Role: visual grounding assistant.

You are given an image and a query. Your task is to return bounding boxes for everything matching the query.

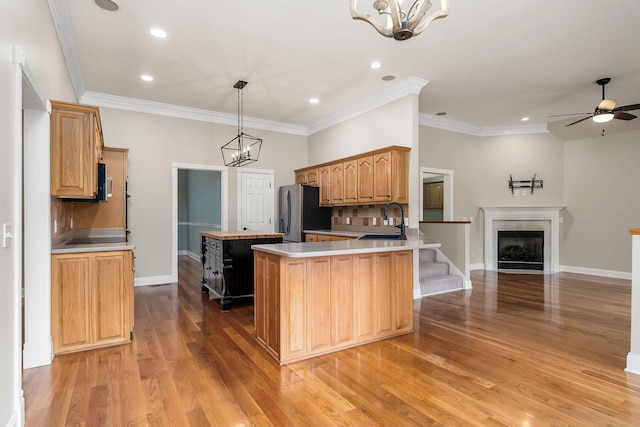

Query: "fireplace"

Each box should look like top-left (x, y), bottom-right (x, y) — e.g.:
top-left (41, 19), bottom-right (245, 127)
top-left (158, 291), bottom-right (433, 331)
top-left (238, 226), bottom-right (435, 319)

top-left (481, 206), bottom-right (564, 272)
top-left (497, 230), bottom-right (544, 270)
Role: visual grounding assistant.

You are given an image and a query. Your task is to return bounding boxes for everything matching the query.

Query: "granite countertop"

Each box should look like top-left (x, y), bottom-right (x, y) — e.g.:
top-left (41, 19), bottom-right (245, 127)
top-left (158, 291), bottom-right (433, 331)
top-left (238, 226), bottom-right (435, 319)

top-left (52, 228), bottom-right (135, 254)
top-left (200, 230), bottom-right (284, 240)
top-left (252, 232), bottom-right (440, 258)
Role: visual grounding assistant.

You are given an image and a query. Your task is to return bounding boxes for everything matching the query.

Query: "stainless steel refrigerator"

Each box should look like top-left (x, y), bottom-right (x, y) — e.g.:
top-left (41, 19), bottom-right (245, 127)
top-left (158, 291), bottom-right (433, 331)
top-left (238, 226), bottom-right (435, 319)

top-left (279, 184), bottom-right (332, 242)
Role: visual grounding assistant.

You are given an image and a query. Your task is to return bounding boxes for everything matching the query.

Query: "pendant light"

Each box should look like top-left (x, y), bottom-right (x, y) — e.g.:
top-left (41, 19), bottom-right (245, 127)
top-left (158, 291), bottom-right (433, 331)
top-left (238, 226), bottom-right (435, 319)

top-left (221, 80), bottom-right (262, 167)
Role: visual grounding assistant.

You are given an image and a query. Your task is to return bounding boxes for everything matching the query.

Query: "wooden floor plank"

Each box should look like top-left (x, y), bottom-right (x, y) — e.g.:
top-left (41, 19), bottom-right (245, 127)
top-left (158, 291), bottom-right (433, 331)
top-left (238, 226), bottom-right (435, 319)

top-left (23, 256), bottom-right (640, 426)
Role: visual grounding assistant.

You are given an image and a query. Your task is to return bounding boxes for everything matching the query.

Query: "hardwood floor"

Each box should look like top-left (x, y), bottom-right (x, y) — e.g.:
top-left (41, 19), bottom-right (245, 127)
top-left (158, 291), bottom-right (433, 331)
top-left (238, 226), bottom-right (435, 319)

top-left (24, 256), bottom-right (640, 426)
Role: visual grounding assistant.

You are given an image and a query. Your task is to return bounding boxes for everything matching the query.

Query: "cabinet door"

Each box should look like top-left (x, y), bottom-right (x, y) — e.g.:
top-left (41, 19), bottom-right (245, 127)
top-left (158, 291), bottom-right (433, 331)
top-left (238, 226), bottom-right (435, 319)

top-left (393, 251), bottom-right (413, 331)
top-left (306, 169), bottom-right (318, 186)
top-left (373, 252), bottom-right (394, 335)
top-left (282, 260), bottom-right (307, 358)
top-left (357, 156), bottom-right (374, 204)
top-left (92, 252), bottom-right (128, 344)
top-left (305, 233), bottom-right (319, 242)
top-left (331, 256), bottom-right (353, 346)
top-left (343, 160), bottom-right (358, 204)
top-left (295, 171), bottom-right (306, 184)
top-left (432, 182), bottom-right (444, 208)
top-left (50, 105), bottom-right (96, 197)
top-left (51, 254), bottom-right (92, 353)
top-left (318, 166), bottom-right (331, 206)
top-left (392, 150), bottom-right (409, 204)
top-left (306, 258), bottom-right (331, 352)
top-left (254, 252), bottom-right (281, 356)
top-left (352, 254), bottom-right (374, 341)
top-left (423, 183), bottom-right (432, 209)
top-left (373, 152), bottom-right (392, 203)
top-left (317, 234), bottom-right (332, 242)
top-left (330, 163), bottom-right (344, 204)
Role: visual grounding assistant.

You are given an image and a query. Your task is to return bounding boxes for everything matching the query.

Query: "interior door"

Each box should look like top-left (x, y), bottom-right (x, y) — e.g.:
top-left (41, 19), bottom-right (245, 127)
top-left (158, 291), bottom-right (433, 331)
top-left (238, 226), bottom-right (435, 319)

top-left (240, 172), bottom-right (274, 232)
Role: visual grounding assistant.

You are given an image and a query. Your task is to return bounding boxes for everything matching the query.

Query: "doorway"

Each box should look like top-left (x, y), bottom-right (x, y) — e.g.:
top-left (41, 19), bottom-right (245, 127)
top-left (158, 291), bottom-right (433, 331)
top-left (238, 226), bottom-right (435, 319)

top-left (420, 167), bottom-right (454, 221)
top-left (171, 163), bottom-right (228, 283)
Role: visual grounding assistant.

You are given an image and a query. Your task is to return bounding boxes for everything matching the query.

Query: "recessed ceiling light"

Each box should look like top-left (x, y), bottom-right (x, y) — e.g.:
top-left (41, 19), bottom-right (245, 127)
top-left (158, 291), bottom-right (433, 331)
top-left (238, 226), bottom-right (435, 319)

top-left (521, 117), bottom-right (530, 121)
top-left (309, 98), bottom-right (319, 104)
top-left (370, 62), bottom-right (382, 70)
top-left (95, 0), bottom-right (119, 11)
top-left (382, 75), bottom-right (395, 81)
top-left (140, 74), bottom-right (154, 82)
top-left (150, 28), bottom-right (167, 38)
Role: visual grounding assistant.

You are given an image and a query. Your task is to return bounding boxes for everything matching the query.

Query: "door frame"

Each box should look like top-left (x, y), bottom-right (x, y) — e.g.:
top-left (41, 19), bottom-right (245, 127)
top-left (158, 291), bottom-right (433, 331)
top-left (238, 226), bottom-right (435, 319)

top-left (236, 168), bottom-right (275, 233)
top-left (419, 166), bottom-right (454, 221)
top-left (171, 163), bottom-right (228, 283)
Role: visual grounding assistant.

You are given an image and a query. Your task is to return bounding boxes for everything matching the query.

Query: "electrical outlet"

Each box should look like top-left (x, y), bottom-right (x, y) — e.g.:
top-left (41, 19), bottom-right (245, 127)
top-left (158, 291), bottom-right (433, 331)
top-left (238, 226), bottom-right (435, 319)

top-left (53, 220), bottom-right (57, 234)
top-left (372, 218), bottom-right (377, 225)
top-left (404, 217), bottom-right (409, 227)
top-left (346, 217), bottom-right (350, 225)
top-left (383, 219), bottom-right (388, 226)
top-left (389, 218), bottom-right (394, 226)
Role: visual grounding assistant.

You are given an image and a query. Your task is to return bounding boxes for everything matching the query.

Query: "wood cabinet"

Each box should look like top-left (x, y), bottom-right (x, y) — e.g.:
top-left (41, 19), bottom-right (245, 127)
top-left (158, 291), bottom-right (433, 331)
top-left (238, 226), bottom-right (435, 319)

top-left (343, 160), bottom-right (358, 204)
top-left (330, 163), bottom-right (344, 204)
top-left (318, 166), bottom-right (331, 206)
top-left (51, 250), bottom-right (134, 355)
top-left (357, 156), bottom-right (374, 204)
top-left (423, 182), bottom-right (443, 209)
top-left (254, 249), bottom-right (413, 364)
top-left (304, 233), bottom-right (356, 242)
top-left (73, 147), bottom-right (128, 231)
top-left (294, 146), bottom-right (409, 207)
top-left (50, 100), bottom-right (104, 198)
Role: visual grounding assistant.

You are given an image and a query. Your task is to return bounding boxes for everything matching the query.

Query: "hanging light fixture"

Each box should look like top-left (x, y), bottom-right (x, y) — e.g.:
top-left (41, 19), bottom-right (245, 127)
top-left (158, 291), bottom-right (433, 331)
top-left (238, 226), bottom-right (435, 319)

top-left (221, 80), bottom-right (262, 167)
top-left (350, 0), bottom-right (449, 41)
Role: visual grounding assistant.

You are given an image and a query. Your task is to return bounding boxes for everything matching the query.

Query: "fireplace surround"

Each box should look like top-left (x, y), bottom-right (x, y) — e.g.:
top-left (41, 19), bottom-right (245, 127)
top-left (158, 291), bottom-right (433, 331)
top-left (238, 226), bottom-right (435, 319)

top-left (481, 206), bottom-right (564, 272)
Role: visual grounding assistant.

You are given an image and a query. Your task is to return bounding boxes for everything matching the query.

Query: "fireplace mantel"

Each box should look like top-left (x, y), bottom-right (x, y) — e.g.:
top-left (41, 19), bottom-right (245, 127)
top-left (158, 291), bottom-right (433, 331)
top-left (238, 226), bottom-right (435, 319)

top-left (481, 206), bottom-right (564, 272)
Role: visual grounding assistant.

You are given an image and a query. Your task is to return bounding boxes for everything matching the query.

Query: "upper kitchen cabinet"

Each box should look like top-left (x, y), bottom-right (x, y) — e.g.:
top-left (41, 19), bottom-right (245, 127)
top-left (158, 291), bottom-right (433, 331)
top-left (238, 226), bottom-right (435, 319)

top-left (295, 168), bottom-right (319, 186)
top-left (294, 146), bottom-right (409, 207)
top-left (50, 100), bottom-right (104, 198)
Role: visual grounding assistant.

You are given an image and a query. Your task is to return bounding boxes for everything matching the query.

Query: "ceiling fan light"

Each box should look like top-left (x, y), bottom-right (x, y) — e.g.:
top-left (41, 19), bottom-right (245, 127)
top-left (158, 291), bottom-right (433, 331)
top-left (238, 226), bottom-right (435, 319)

top-left (593, 112), bottom-right (614, 123)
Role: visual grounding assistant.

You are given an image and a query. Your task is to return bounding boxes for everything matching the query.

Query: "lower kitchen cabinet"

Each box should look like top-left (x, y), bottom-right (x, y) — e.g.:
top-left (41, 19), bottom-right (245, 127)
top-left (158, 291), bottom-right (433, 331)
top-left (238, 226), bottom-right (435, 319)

top-left (51, 250), bottom-right (134, 355)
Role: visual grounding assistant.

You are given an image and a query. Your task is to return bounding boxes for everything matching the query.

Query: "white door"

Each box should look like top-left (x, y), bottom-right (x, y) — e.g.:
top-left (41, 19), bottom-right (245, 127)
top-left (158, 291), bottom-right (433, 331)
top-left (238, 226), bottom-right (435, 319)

top-left (240, 172), bottom-right (274, 232)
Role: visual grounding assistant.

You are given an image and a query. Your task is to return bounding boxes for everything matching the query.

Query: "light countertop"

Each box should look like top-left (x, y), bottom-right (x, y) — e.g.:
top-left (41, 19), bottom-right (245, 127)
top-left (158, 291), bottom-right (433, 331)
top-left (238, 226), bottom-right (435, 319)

top-left (252, 234), bottom-right (440, 258)
top-left (52, 229), bottom-right (135, 254)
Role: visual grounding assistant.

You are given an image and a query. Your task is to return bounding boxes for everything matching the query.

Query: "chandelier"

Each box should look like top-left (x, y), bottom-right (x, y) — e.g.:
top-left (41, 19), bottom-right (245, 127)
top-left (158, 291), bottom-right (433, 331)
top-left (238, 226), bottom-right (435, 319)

top-left (350, 0), bottom-right (449, 41)
top-left (221, 80), bottom-right (262, 167)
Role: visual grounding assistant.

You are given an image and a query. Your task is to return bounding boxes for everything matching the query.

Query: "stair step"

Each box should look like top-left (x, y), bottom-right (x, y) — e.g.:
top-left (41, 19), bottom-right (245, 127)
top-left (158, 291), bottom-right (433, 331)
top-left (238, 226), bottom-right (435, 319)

top-left (419, 261), bottom-right (449, 279)
top-left (419, 248), bottom-right (437, 263)
top-left (420, 274), bottom-right (463, 296)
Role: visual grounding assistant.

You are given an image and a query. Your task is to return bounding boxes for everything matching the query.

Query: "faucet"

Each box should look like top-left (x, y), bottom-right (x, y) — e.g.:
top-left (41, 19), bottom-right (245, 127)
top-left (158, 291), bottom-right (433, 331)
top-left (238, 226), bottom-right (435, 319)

top-left (383, 201), bottom-right (407, 240)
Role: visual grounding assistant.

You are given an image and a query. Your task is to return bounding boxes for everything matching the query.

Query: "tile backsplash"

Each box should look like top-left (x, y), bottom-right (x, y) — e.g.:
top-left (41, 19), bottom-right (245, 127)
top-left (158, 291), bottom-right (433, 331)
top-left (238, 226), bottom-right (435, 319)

top-left (332, 204), bottom-right (407, 228)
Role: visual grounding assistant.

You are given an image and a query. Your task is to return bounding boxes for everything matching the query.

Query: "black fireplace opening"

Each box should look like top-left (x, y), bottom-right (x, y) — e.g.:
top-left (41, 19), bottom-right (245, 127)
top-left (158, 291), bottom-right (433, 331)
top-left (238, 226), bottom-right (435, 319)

top-left (497, 230), bottom-right (544, 270)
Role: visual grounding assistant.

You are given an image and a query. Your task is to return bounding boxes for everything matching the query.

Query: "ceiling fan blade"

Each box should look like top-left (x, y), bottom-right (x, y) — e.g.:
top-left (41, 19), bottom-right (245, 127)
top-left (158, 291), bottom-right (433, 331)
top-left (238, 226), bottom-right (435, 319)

top-left (614, 103), bottom-right (640, 112)
top-left (565, 115), bottom-right (594, 127)
top-left (613, 111), bottom-right (637, 121)
top-left (548, 112), bottom-right (590, 118)
top-left (598, 99), bottom-right (616, 111)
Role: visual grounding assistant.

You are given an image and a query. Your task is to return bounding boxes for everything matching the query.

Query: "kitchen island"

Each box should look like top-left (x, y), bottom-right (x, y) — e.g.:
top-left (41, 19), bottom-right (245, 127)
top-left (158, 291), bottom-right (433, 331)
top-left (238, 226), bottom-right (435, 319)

top-left (252, 234), bottom-right (440, 364)
top-left (200, 230), bottom-right (283, 311)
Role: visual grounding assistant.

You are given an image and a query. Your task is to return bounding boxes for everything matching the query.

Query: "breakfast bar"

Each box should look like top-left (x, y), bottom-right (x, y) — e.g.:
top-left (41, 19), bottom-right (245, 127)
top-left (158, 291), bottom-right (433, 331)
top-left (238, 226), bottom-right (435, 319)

top-left (252, 235), bottom-right (440, 364)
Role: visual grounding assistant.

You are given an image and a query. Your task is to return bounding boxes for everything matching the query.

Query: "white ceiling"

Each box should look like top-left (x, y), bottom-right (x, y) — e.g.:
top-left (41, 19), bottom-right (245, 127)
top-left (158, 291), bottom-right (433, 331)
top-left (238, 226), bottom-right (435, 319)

top-left (52, 0), bottom-right (640, 138)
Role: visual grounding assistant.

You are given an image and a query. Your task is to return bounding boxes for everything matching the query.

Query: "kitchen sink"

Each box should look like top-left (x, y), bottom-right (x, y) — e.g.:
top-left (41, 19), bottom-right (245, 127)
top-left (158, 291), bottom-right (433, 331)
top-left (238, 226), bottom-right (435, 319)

top-left (66, 236), bottom-right (127, 245)
top-left (357, 233), bottom-right (405, 240)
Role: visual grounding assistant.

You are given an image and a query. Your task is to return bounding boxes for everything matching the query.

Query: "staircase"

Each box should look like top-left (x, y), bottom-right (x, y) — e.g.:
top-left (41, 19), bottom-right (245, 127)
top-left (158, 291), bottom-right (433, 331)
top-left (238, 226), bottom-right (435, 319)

top-left (419, 249), bottom-right (463, 296)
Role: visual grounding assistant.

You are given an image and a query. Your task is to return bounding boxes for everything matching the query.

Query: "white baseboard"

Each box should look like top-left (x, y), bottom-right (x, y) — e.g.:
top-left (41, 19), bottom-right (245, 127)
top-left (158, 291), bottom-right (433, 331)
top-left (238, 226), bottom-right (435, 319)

top-left (6, 391), bottom-right (24, 427)
top-left (22, 339), bottom-right (53, 369)
top-left (413, 288), bottom-right (422, 300)
top-left (559, 265), bottom-right (631, 280)
top-left (134, 274), bottom-right (175, 287)
top-left (186, 251), bottom-right (201, 261)
top-left (626, 352), bottom-right (640, 376)
top-left (178, 249), bottom-right (187, 256)
top-left (469, 263), bottom-right (485, 271)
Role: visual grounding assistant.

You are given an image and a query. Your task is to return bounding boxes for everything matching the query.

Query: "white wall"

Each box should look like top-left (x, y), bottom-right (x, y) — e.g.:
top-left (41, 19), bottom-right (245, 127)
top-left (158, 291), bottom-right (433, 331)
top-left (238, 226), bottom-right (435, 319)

top-left (418, 127), bottom-right (565, 267)
top-left (562, 129), bottom-right (640, 273)
top-left (0, 0), bottom-right (77, 424)
top-left (98, 107), bottom-right (307, 283)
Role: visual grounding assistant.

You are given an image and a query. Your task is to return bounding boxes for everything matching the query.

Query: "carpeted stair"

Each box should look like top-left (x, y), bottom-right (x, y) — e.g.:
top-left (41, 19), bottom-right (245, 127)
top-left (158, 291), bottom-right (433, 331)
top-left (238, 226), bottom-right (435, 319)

top-left (419, 249), bottom-right (463, 296)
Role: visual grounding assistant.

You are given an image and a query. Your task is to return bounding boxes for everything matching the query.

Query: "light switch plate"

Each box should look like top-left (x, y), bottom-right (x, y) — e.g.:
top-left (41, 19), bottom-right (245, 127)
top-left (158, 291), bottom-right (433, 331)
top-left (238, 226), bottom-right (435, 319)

top-left (2, 223), bottom-right (13, 248)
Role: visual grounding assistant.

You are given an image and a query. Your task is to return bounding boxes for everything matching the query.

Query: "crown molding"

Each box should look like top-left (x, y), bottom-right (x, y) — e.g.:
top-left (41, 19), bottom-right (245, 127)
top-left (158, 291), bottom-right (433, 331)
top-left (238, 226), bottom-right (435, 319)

top-left (419, 113), bottom-right (548, 137)
top-left (307, 77), bottom-right (429, 135)
top-left (48, 0), bottom-right (85, 100)
top-left (80, 91), bottom-right (308, 136)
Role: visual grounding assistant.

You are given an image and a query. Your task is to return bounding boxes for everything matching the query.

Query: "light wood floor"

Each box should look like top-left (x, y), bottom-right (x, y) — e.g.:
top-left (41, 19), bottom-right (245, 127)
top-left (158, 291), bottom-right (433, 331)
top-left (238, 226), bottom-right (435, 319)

top-left (24, 256), bottom-right (640, 426)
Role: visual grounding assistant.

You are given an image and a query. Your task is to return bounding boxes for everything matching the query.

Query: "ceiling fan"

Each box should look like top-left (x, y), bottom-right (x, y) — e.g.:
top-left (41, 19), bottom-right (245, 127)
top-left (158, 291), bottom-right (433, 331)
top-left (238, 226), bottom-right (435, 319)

top-left (552, 78), bottom-right (640, 127)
